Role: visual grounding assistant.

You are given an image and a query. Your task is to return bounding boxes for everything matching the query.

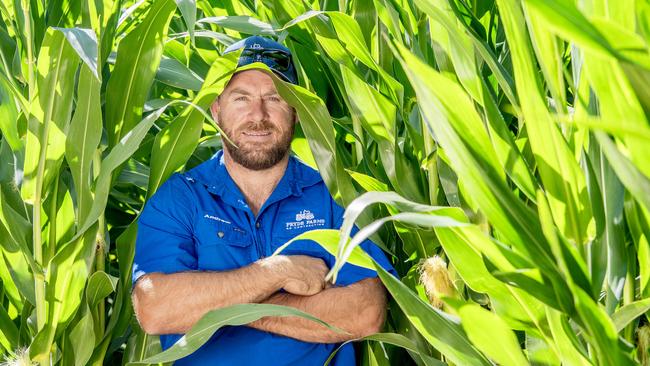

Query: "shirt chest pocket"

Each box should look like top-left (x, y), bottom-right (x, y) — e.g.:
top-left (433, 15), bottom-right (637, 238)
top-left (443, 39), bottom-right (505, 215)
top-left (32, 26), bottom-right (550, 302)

top-left (195, 220), bottom-right (254, 271)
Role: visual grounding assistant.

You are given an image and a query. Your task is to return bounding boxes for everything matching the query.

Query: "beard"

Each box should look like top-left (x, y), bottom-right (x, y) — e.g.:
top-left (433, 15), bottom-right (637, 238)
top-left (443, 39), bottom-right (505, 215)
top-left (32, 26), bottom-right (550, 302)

top-left (219, 116), bottom-right (294, 171)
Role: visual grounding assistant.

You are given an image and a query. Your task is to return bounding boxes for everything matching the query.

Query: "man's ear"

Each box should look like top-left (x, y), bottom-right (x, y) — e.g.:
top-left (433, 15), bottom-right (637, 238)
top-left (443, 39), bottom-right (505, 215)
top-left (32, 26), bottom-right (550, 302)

top-left (210, 97), bottom-right (220, 121)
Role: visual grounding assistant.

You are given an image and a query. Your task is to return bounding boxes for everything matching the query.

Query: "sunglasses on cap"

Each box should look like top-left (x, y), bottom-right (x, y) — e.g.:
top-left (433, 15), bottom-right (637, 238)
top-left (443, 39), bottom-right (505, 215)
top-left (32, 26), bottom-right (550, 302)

top-left (224, 36), bottom-right (299, 84)
top-left (238, 48), bottom-right (293, 73)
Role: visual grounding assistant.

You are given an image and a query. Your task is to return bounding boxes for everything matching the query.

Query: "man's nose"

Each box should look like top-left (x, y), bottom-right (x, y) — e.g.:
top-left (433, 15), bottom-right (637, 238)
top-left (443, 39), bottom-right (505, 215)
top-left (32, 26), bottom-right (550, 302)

top-left (248, 97), bottom-right (269, 122)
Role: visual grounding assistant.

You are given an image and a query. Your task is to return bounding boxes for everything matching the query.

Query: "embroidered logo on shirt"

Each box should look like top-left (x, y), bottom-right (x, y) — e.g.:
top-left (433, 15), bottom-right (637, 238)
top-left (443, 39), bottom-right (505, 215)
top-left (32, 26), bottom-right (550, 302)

top-left (295, 210), bottom-right (315, 221)
top-left (286, 210), bottom-right (325, 230)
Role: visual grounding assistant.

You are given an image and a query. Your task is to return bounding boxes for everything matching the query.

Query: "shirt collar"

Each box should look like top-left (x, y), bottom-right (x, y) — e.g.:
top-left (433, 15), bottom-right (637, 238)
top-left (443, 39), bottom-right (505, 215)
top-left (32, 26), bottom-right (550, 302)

top-left (185, 150), bottom-right (322, 200)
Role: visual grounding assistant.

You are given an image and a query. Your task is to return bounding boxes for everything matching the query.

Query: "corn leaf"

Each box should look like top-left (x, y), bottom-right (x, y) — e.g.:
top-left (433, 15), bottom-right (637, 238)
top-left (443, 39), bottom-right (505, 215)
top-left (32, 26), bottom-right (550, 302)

top-left (104, 0), bottom-right (176, 148)
top-left (129, 304), bottom-right (341, 364)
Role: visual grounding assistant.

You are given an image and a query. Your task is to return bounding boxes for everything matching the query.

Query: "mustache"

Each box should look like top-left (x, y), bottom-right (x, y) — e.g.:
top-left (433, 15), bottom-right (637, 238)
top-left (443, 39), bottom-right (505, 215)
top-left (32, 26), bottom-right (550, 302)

top-left (236, 121), bottom-right (277, 133)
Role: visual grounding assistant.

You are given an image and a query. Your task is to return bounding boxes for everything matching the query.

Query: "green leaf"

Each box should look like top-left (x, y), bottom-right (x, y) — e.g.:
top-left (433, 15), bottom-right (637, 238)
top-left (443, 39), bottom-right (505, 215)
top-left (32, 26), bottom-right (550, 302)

top-left (30, 230), bottom-right (97, 361)
top-left (573, 287), bottom-right (635, 365)
top-left (497, 0), bottom-right (594, 246)
top-left (0, 302), bottom-right (19, 351)
top-left (0, 73), bottom-right (21, 151)
top-left (156, 56), bottom-right (204, 91)
top-left (347, 171), bottom-right (389, 192)
top-left (331, 191), bottom-right (459, 273)
top-left (128, 304), bottom-right (341, 364)
top-left (388, 39), bottom-right (560, 276)
top-left (175, 0), bottom-right (196, 43)
top-left (332, 212), bottom-right (466, 283)
top-left (436, 225), bottom-right (544, 328)
top-left (197, 16), bottom-right (275, 35)
top-left (626, 196), bottom-right (650, 297)
top-left (53, 27), bottom-right (100, 80)
top-left (523, 0), bottom-right (643, 65)
top-left (65, 64), bottom-right (102, 220)
top-left (0, 235), bottom-right (23, 311)
top-left (57, 101), bottom-right (196, 281)
top-left (588, 137), bottom-right (627, 312)
top-left (459, 303), bottom-right (528, 366)
top-left (546, 308), bottom-right (591, 366)
top-left (104, 0), bottom-right (176, 148)
top-left (0, 246), bottom-right (36, 306)
top-left (68, 303), bottom-right (96, 366)
top-left (595, 132), bottom-right (650, 214)
top-left (86, 271), bottom-right (118, 309)
top-left (0, 186), bottom-right (39, 277)
top-left (325, 332), bottom-right (445, 366)
top-left (374, 262), bottom-right (491, 365)
top-left (73, 101), bottom-right (183, 239)
top-left (612, 298), bottom-right (650, 332)
top-left (339, 65), bottom-right (424, 202)
top-left (271, 229), bottom-right (375, 270)
top-left (412, 0), bottom-right (519, 111)
top-left (21, 27), bottom-right (79, 203)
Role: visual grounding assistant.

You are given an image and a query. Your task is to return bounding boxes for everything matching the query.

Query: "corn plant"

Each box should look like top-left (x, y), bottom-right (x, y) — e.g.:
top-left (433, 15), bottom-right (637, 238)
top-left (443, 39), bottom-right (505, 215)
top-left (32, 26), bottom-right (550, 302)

top-left (1, 0), bottom-right (649, 365)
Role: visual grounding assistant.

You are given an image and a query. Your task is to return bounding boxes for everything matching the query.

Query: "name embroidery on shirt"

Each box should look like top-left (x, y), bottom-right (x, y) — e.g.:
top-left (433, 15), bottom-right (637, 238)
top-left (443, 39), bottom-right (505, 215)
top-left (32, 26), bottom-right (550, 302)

top-left (203, 214), bottom-right (231, 225)
top-left (285, 210), bottom-right (325, 230)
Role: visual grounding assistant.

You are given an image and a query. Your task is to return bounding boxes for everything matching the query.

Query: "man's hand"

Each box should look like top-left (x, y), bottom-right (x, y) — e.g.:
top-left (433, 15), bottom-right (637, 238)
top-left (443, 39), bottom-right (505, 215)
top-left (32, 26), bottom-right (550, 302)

top-left (249, 277), bottom-right (387, 343)
top-left (269, 255), bottom-right (329, 296)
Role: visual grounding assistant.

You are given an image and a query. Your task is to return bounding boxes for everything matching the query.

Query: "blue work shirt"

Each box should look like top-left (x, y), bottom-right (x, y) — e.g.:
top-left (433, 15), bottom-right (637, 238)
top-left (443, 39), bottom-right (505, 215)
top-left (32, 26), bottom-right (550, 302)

top-left (133, 150), bottom-right (397, 365)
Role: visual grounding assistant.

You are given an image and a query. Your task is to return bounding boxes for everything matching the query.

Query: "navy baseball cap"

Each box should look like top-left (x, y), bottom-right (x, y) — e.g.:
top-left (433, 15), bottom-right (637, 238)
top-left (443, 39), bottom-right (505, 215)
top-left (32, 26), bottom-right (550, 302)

top-left (223, 36), bottom-right (298, 85)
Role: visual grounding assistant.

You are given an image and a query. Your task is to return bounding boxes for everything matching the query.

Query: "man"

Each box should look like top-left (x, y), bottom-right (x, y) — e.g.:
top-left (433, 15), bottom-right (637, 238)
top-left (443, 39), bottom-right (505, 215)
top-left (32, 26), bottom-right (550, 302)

top-left (132, 36), bottom-right (397, 365)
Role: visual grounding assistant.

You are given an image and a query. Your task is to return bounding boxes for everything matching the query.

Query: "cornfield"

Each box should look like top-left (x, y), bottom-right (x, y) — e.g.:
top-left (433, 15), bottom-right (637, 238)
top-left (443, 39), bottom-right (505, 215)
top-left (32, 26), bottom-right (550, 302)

top-left (1, 0), bottom-right (649, 364)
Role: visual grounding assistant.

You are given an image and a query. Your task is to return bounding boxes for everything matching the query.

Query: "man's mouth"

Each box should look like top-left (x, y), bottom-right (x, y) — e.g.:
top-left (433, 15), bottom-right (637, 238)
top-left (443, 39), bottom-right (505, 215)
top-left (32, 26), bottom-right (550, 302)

top-left (243, 131), bottom-right (272, 136)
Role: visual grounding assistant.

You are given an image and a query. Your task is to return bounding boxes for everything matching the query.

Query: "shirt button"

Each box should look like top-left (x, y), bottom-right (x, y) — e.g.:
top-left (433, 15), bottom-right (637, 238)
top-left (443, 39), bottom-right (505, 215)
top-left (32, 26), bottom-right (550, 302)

top-left (255, 222), bottom-right (260, 229)
top-left (217, 231), bottom-right (225, 238)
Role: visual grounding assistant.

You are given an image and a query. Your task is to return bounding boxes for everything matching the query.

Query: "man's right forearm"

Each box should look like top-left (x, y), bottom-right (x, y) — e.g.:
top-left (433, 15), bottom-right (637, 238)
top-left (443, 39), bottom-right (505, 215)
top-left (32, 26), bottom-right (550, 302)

top-left (132, 258), bottom-right (285, 335)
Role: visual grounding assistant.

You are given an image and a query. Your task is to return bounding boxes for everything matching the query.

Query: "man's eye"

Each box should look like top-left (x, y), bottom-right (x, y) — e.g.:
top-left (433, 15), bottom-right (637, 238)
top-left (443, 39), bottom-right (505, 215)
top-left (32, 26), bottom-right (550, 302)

top-left (266, 96), bottom-right (282, 102)
top-left (234, 96), bottom-right (248, 101)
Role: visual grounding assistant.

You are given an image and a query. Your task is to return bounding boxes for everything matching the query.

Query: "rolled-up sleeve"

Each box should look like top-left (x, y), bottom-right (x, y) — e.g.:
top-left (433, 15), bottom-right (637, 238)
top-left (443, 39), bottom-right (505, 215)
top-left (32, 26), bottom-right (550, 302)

top-left (330, 199), bottom-right (398, 286)
top-left (132, 174), bottom-right (198, 285)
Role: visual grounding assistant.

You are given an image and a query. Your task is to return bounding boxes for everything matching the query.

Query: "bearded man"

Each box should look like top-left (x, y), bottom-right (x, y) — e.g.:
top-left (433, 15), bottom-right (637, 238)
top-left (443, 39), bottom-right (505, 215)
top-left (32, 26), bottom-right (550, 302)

top-left (131, 36), bottom-right (397, 365)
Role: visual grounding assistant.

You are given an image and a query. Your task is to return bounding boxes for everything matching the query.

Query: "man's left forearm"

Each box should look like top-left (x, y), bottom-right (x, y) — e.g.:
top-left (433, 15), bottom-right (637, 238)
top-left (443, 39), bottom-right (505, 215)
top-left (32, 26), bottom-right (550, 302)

top-left (248, 277), bottom-right (387, 343)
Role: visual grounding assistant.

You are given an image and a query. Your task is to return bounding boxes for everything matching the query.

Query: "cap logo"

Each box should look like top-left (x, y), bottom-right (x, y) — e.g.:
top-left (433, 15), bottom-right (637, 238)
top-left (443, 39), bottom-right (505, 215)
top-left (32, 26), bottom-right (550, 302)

top-left (251, 43), bottom-right (263, 49)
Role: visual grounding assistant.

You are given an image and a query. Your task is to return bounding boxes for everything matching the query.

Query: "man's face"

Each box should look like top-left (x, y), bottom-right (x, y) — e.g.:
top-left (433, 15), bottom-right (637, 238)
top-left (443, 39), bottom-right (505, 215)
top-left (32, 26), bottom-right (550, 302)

top-left (211, 69), bottom-right (295, 170)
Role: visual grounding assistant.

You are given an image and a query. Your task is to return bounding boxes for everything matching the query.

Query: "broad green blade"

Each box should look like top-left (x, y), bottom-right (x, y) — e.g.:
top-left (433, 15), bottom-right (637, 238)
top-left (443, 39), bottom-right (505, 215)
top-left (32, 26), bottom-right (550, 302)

top-left (497, 0), bottom-right (594, 246)
top-left (595, 132), bottom-right (650, 214)
top-left (197, 15), bottom-right (276, 36)
top-left (104, 0), bottom-right (176, 148)
top-left (374, 263), bottom-right (491, 365)
top-left (612, 298), bottom-right (650, 332)
top-left (74, 102), bottom-right (186, 239)
top-left (30, 229), bottom-right (97, 361)
top-left (0, 75), bottom-right (21, 151)
top-left (129, 304), bottom-right (341, 364)
top-left (339, 65), bottom-right (424, 202)
top-left (65, 64), bottom-right (102, 220)
top-left (156, 56), bottom-right (204, 90)
top-left (67, 303), bottom-right (96, 366)
top-left (546, 308), bottom-right (591, 366)
top-left (389, 39), bottom-right (558, 274)
top-left (21, 28), bottom-right (79, 203)
top-left (459, 303), bottom-right (528, 366)
top-left (86, 271), bottom-right (117, 309)
top-left (175, 0), bottom-right (196, 43)
top-left (54, 27), bottom-right (100, 80)
top-left (573, 288), bottom-right (635, 365)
